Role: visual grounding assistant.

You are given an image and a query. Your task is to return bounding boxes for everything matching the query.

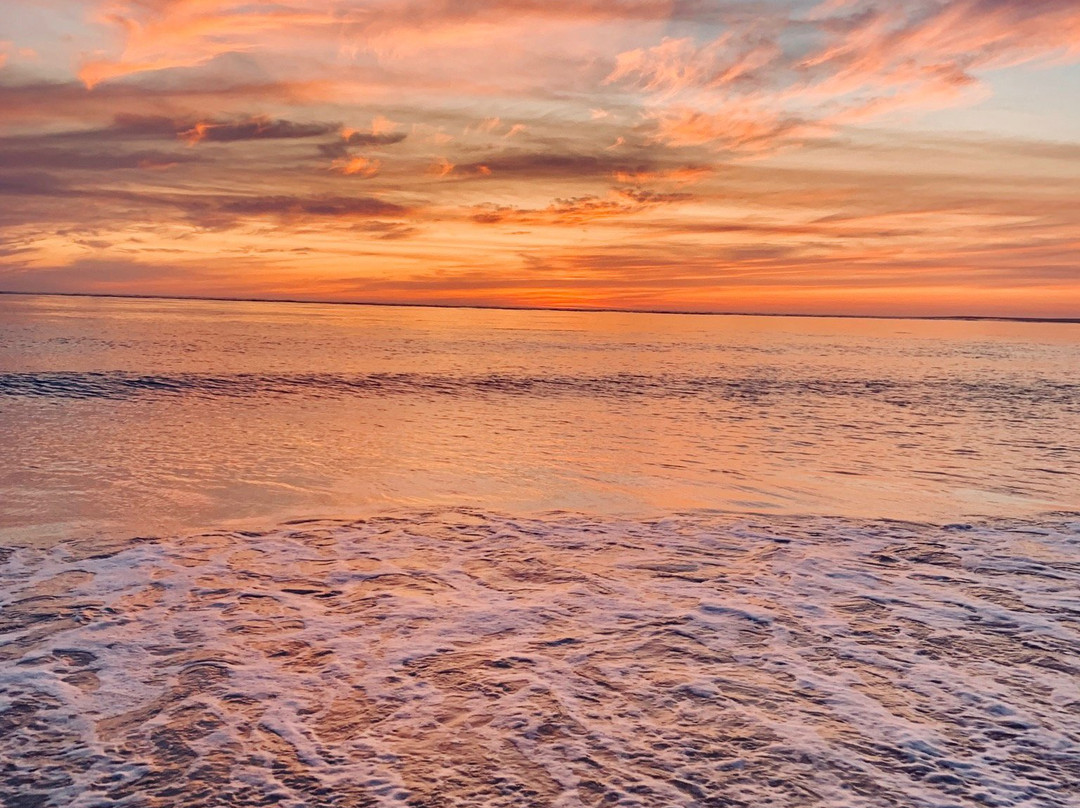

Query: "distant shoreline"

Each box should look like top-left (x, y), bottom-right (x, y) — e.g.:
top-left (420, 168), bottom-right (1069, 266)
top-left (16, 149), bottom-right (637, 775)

top-left (1, 289), bottom-right (1077, 325)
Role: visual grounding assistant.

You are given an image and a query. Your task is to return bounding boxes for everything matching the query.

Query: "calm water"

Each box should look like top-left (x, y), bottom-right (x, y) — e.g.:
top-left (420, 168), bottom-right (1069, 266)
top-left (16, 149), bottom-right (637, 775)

top-left (0, 294), bottom-right (1077, 542)
top-left (1, 294), bottom-right (1079, 807)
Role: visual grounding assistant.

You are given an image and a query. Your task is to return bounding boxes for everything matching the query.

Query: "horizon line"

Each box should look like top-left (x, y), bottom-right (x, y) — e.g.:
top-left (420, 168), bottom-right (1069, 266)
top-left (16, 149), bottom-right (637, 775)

top-left (1, 289), bottom-right (1077, 325)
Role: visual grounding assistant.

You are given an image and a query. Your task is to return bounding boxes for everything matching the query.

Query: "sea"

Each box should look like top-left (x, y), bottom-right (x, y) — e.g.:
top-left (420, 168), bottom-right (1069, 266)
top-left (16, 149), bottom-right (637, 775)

top-left (1, 293), bottom-right (1078, 807)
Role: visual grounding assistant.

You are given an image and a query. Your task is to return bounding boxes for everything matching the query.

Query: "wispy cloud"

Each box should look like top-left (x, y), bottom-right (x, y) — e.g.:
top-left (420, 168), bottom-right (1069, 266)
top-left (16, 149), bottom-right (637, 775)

top-left (607, 0), bottom-right (1080, 152)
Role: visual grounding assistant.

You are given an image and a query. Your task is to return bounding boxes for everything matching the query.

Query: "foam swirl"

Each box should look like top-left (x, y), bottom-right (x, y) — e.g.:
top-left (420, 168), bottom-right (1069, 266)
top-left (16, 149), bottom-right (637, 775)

top-left (2, 511), bottom-right (1079, 806)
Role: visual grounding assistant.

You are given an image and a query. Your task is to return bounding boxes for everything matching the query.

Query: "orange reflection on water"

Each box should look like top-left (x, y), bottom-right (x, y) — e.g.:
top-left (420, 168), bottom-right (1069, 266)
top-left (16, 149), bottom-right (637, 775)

top-left (0, 294), bottom-right (1077, 543)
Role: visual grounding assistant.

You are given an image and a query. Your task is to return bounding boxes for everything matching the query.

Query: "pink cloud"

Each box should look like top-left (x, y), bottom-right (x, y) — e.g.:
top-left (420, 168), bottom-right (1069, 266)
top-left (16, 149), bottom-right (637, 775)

top-left (78, 0), bottom-right (335, 87)
top-left (607, 1), bottom-right (1080, 151)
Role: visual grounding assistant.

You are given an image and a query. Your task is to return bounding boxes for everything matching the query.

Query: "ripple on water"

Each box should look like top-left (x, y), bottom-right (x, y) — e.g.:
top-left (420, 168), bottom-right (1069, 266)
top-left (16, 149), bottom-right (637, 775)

top-left (1, 511), bottom-right (1079, 807)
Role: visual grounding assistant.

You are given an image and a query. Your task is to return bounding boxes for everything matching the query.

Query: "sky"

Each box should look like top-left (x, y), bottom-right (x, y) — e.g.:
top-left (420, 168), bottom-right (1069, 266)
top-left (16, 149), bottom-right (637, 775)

top-left (1, 0), bottom-right (1079, 317)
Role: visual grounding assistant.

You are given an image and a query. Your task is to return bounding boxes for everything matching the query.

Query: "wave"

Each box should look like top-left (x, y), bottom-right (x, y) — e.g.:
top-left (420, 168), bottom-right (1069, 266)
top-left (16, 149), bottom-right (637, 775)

top-left (2, 510), bottom-right (1079, 806)
top-left (1, 370), bottom-right (1078, 409)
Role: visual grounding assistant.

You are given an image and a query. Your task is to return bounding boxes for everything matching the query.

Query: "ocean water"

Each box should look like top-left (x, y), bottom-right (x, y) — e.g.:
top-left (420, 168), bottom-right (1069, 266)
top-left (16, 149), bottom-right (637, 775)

top-left (1, 294), bottom-right (1078, 807)
top-left (1, 294), bottom-right (1077, 540)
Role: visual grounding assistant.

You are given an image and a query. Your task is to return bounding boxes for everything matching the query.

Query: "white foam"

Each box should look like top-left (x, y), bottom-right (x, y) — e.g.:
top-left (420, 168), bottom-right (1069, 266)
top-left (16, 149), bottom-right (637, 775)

top-left (1, 511), bottom-right (1079, 806)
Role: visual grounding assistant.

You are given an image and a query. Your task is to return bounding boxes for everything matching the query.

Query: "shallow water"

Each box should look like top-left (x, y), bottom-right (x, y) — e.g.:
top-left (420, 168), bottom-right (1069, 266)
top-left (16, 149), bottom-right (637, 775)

top-left (1, 294), bottom-right (1078, 542)
top-left (2, 510), bottom-right (1079, 807)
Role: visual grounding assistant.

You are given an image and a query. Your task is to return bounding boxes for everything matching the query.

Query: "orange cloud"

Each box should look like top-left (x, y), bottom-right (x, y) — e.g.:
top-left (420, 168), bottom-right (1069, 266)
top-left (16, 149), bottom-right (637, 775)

top-left (178, 120), bottom-right (212, 145)
top-left (429, 158), bottom-right (456, 177)
top-left (331, 155), bottom-right (381, 177)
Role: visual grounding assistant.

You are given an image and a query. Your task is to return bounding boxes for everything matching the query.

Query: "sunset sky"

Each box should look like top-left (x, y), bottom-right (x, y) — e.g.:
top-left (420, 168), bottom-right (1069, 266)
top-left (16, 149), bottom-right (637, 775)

top-left (1, 0), bottom-right (1079, 316)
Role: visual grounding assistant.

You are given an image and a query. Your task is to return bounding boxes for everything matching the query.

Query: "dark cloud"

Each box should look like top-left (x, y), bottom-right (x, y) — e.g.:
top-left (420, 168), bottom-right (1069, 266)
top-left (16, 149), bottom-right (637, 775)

top-left (0, 172), bottom-right (69, 195)
top-left (182, 117), bottom-right (340, 143)
top-left (470, 188), bottom-right (695, 224)
top-left (0, 147), bottom-right (195, 171)
top-left (455, 152), bottom-right (676, 179)
top-left (103, 114), bottom-right (339, 143)
top-left (345, 131), bottom-right (408, 147)
top-left (617, 188), bottom-right (695, 205)
top-left (108, 114), bottom-right (191, 137)
top-left (0, 111), bottom-right (341, 154)
top-left (348, 221), bottom-right (420, 240)
top-left (0, 174), bottom-right (415, 230)
top-left (0, 79), bottom-right (328, 125)
top-left (217, 195), bottom-right (410, 218)
top-left (317, 131), bottom-right (409, 158)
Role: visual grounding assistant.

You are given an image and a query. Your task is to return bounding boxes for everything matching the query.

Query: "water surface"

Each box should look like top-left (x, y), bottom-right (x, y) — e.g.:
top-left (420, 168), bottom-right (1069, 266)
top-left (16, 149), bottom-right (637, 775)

top-left (1, 294), bottom-right (1077, 543)
top-left (1, 295), bottom-right (1079, 807)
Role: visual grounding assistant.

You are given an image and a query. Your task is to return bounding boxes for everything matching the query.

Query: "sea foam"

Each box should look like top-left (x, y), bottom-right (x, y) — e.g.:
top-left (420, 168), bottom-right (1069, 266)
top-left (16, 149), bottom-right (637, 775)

top-left (2, 511), bottom-right (1079, 807)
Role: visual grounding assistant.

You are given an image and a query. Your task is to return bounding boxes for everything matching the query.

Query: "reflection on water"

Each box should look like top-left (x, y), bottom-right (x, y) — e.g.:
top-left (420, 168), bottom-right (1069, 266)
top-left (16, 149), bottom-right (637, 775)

top-left (2, 511), bottom-right (1078, 807)
top-left (1, 295), bottom-right (1077, 542)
